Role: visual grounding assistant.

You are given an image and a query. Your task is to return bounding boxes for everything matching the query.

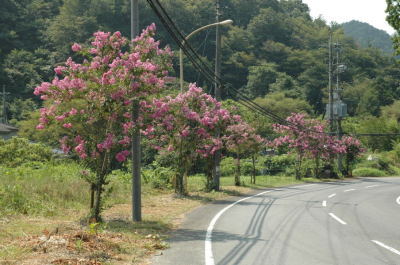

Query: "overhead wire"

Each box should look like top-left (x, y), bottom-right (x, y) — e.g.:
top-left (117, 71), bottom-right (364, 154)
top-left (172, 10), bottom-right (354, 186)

top-left (147, 0), bottom-right (293, 125)
top-left (145, 0), bottom-right (399, 138)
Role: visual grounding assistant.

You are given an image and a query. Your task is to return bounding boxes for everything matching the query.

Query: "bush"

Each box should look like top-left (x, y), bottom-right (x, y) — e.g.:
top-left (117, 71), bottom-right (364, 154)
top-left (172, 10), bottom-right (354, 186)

top-left (0, 137), bottom-right (53, 167)
top-left (221, 157), bottom-right (235, 176)
top-left (142, 162), bottom-right (174, 189)
top-left (262, 154), bottom-right (296, 175)
top-left (353, 167), bottom-right (387, 177)
top-left (356, 153), bottom-right (397, 175)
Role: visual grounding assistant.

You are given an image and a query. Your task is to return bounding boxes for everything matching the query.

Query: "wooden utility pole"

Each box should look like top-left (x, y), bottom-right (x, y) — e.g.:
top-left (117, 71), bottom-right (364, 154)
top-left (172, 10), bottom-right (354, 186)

top-left (213, 0), bottom-right (221, 191)
top-left (131, 0), bottom-right (141, 222)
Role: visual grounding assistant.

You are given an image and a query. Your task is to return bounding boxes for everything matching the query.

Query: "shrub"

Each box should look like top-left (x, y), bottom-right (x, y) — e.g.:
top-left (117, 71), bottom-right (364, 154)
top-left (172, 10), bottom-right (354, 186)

top-left (356, 153), bottom-right (396, 175)
top-left (142, 162), bottom-right (174, 189)
top-left (221, 157), bottom-right (235, 176)
top-left (0, 137), bottom-right (53, 167)
top-left (262, 154), bottom-right (296, 175)
top-left (353, 167), bottom-right (387, 177)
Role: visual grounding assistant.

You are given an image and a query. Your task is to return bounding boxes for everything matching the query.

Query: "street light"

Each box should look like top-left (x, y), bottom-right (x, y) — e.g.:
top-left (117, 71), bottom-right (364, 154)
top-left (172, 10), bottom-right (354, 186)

top-left (179, 19), bottom-right (233, 92)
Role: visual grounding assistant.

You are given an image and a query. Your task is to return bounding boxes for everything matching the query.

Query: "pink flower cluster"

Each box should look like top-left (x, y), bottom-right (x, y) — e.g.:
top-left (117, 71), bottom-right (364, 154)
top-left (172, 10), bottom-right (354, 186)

top-left (34, 25), bottom-right (172, 167)
top-left (272, 113), bottom-right (360, 160)
top-left (149, 84), bottom-right (240, 159)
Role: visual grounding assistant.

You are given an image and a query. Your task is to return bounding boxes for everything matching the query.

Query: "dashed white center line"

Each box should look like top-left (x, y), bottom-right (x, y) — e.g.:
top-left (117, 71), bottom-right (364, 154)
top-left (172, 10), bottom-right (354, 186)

top-left (366, 185), bottom-right (379, 188)
top-left (372, 240), bottom-right (400, 256)
top-left (328, 193), bottom-right (336, 198)
top-left (329, 213), bottom-right (347, 225)
top-left (322, 200), bottom-right (327, 207)
top-left (344, 189), bottom-right (355, 192)
top-left (396, 196), bottom-right (400, 205)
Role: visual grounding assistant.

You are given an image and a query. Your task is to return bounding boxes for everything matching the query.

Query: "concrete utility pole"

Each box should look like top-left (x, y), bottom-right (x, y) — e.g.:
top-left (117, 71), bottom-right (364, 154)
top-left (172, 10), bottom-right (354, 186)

top-left (1, 85), bottom-right (10, 124)
top-left (213, 0), bottom-right (222, 191)
top-left (334, 42), bottom-right (344, 174)
top-left (131, 0), bottom-right (141, 222)
top-left (328, 32), bottom-right (334, 134)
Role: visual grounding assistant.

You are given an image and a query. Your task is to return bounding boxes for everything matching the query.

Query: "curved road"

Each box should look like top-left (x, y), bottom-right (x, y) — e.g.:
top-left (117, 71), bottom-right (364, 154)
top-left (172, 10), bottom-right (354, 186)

top-left (152, 177), bottom-right (400, 265)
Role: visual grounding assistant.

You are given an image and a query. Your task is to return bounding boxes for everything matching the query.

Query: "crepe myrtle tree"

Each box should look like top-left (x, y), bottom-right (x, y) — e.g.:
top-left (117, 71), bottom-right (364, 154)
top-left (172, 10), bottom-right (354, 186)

top-left (272, 113), bottom-right (346, 179)
top-left (341, 136), bottom-right (364, 177)
top-left (148, 84), bottom-right (238, 195)
top-left (34, 24), bottom-right (172, 222)
top-left (224, 122), bottom-right (264, 186)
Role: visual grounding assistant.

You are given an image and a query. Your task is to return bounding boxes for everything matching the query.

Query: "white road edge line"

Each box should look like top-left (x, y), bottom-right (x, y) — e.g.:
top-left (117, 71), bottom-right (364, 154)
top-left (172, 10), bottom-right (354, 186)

top-left (322, 200), bottom-right (327, 207)
top-left (296, 184), bottom-right (317, 188)
top-left (396, 196), bottom-right (400, 205)
top-left (205, 190), bottom-right (273, 265)
top-left (329, 213), bottom-right (347, 225)
top-left (328, 193), bottom-right (336, 198)
top-left (371, 240), bottom-right (400, 256)
top-left (366, 185), bottom-right (379, 188)
top-left (344, 189), bottom-right (355, 192)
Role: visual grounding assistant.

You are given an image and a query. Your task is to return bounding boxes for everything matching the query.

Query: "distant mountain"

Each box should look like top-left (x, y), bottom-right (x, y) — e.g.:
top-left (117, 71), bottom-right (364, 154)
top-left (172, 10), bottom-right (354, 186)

top-left (342, 20), bottom-right (394, 55)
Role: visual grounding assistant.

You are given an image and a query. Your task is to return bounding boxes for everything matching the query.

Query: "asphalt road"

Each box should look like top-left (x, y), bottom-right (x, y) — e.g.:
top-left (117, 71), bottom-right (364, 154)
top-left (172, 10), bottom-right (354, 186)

top-left (152, 177), bottom-right (400, 265)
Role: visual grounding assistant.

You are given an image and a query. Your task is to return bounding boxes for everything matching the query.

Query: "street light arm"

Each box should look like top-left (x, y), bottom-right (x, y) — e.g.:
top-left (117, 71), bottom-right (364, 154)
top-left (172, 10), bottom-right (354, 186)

top-left (183, 20), bottom-right (233, 44)
top-left (179, 19), bottom-right (233, 92)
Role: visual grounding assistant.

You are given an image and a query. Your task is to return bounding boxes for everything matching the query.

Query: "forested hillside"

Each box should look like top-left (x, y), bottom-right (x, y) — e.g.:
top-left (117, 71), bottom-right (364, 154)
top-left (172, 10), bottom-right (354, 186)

top-left (1, 0), bottom-right (399, 122)
top-left (342, 20), bottom-right (394, 54)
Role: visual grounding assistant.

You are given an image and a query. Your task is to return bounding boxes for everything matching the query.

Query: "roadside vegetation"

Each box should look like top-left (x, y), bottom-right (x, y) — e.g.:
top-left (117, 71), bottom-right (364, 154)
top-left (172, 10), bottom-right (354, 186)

top-left (1, 136), bottom-right (400, 264)
top-left (2, 0), bottom-right (400, 264)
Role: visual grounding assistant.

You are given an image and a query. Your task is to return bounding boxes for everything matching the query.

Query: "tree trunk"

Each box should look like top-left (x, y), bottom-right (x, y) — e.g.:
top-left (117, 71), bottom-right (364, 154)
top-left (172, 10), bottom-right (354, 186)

top-left (175, 164), bottom-right (188, 196)
top-left (235, 153), bottom-right (241, 186)
top-left (295, 154), bottom-right (303, 180)
top-left (92, 174), bottom-right (104, 223)
top-left (251, 155), bottom-right (256, 184)
top-left (205, 158), bottom-right (214, 191)
top-left (90, 183), bottom-right (95, 209)
top-left (314, 156), bottom-right (320, 178)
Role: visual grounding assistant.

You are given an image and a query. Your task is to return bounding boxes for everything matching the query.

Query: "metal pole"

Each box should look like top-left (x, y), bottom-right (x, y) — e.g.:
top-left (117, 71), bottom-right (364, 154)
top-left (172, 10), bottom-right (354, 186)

top-left (131, 0), bottom-right (141, 222)
top-left (213, 0), bottom-right (221, 191)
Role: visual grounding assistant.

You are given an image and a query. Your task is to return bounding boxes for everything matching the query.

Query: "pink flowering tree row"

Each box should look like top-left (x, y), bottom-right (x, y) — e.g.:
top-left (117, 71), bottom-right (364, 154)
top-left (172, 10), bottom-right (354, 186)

top-left (272, 113), bottom-right (362, 179)
top-left (34, 25), bottom-right (172, 222)
top-left (147, 84), bottom-right (242, 195)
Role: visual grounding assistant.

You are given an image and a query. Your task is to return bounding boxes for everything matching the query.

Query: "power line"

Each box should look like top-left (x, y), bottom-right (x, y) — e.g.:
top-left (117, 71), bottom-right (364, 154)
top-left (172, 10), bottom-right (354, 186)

top-left (146, 0), bottom-right (291, 124)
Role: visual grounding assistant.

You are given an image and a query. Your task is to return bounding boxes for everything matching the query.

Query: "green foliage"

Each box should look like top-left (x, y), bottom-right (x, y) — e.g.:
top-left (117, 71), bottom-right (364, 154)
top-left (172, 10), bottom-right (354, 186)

top-left (386, 0), bottom-right (400, 54)
top-left (263, 154), bottom-right (296, 175)
top-left (254, 92), bottom-right (312, 118)
top-left (342, 20), bottom-right (394, 54)
top-left (221, 157), bottom-right (235, 176)
top-left (352, 167), bottom-right (387, 177)
top-left (0, 161), bottom-right (87, 216)
top-left (8, 98), bottom-right (38, 124)
top-left (0, 137), bottom-right (53, 167)
top-left (142, 162), bottom-right (174, 189)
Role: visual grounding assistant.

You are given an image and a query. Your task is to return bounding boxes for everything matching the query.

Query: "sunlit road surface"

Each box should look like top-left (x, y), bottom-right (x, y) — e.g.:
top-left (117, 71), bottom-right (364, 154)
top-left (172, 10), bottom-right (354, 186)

top-left (152, 177), bottom-right (400, 265)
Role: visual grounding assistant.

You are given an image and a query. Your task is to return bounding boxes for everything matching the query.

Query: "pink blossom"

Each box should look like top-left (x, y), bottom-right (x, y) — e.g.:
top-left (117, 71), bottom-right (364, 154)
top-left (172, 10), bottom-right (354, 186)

top-left (116, 150), bottom-right (130, 162)
top-left (63, 123), bottom-right (72, 128)
top-left (36, 124), bottom-right (45, 130)
top-left (71, 43), bottom-right (82, 52)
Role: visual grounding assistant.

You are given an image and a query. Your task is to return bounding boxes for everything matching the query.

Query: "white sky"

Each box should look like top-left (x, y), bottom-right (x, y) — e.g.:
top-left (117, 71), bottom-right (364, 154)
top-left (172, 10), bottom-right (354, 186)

top-left (302, 0), bottom-right (396, 35)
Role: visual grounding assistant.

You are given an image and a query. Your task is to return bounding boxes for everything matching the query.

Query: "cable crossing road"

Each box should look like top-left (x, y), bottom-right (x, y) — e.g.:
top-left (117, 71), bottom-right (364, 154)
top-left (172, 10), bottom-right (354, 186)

top-left (152, 177), bottom-right (400, 265)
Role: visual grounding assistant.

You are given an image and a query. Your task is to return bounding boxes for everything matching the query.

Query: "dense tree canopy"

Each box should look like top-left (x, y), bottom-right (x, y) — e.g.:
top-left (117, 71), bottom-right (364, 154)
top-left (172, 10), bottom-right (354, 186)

top-left (1, 0), bottom-right (399, 151)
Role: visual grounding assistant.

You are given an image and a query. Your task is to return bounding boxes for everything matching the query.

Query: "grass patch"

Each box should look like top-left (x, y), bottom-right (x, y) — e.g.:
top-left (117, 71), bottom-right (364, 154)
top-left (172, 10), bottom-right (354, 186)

top-left (353, 167), bottom-right (387, 177)
top-left (0, 161), bottom-right (322, 264)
